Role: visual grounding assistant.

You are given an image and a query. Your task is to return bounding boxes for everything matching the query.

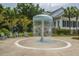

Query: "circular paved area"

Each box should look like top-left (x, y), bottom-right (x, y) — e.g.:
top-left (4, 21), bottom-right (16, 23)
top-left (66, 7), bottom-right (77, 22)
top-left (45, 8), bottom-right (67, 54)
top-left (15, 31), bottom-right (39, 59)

top-left (15, 38), bottom-right (71, 50)
top-left (0, 37), bottom-right (79, 56)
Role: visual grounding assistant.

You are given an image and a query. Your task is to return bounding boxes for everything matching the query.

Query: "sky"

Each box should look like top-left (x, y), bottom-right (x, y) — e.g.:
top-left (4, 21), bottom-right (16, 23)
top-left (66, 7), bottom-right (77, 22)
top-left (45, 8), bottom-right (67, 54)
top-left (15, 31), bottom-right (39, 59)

top-left (1, 3), bottom-right (79, 12)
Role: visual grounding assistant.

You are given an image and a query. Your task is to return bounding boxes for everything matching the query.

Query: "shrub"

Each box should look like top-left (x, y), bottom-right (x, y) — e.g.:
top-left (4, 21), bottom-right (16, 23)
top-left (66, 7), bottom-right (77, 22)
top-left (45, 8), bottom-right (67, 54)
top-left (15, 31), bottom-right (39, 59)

top-left (28, 32), bottom-right (33, 36)
top-left (0, 32), bottom-right (4, 36)
top-left (53, 29), bottom-right (71, 35)
top-left (72, 37), bottom-right (79, 40)
top-left (18, 32), bottom-right (24, 37)
top-left (0, 28), bottom-right (10, 36)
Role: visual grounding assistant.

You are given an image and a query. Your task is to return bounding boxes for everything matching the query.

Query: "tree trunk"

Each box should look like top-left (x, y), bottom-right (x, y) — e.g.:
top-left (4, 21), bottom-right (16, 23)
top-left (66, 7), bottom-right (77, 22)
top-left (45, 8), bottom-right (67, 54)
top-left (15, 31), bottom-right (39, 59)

top-left (69, 17), bottom-right (72, 35)
top-left (58, 20), bottom-right (60, 30)
top-left (76, 16), bottom-right (78, 35)
top-left (69, 17), bottom-right (73, 35)
top-left (53, 17), bottom-right (56, 35)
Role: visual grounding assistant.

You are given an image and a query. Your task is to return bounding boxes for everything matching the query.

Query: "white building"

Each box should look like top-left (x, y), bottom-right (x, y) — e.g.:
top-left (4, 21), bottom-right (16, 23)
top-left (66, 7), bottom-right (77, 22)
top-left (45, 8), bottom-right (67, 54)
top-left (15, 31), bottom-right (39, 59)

top-left (45, 7), bottom-right (79, 30)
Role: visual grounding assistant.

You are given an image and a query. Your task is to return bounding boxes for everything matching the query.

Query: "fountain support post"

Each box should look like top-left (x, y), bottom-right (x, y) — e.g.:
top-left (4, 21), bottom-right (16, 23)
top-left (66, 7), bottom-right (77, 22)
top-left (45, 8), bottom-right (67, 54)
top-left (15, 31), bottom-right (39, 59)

top-left (40, 20), bottom-right (44, 42)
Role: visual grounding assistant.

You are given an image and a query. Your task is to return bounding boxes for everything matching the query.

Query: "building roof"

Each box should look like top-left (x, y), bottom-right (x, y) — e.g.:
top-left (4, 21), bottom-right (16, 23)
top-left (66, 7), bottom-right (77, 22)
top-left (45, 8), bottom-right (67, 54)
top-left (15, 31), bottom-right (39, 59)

top-left (43, 7), bottom-right (64, 17)
top-left (51, 7), bottom-right (64, 17)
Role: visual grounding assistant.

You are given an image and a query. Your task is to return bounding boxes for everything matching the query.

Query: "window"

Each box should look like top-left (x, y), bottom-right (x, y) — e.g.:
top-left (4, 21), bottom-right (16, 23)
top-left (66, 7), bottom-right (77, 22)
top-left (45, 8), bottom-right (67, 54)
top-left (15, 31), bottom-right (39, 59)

top-left (54, 21), bottom-right (56, 26)
top-left (73, 21), bottom-right (76, 27)
top-left (58, 21), bottom-right (60, 27)
top-left (62, 20), bottom-right (67, 27)
top-left (62, 21), bottom-right (79, 27)
top-left (78, 22), bottom-right (79, 27)
top-left (53, 19), bottom-right (56, 27)
top-left (67, 21), bottom-right (70, 27)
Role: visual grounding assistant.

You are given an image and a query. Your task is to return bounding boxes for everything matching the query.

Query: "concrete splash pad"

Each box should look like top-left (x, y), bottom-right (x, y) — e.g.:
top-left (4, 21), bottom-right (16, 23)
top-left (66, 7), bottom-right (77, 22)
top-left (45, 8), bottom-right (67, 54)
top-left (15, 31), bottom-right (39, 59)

top-left (15, 37), bottom-right (72, 50)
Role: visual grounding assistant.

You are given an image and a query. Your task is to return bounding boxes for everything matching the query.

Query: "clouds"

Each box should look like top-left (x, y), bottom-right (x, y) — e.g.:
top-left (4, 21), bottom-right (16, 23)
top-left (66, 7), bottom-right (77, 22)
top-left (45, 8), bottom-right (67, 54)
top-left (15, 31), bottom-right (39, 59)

top-left (1, 3), bottom-right (17, 8)
top-left (51, 3), bottom-right (65, 7)
top-left (39, 3), bottom-right (66, 11)
top-left (39, 3), bottom-right (79, 11)
top-left (1, 3), bottom-right (79, 12)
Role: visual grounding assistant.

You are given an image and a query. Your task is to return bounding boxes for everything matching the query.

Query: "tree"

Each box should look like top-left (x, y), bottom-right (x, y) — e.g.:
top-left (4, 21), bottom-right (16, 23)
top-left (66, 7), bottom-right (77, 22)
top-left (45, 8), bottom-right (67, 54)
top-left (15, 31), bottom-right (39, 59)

top-left (0, 4), bottom-right (6, 29)
top-left (0, 3), bottom-right (45, 36)
top-left (17, 16), bottom-right (31, 32)
top-left (63, 6), bottom-right (75, 34)
top-left (16, 3), bottom-right (44, 19)
top-left (73, 7), bottom-right (79, 35)
top-left (16, 3), bottom-right (44, 32)
top-left (2, 7), bottom-right (16, 31)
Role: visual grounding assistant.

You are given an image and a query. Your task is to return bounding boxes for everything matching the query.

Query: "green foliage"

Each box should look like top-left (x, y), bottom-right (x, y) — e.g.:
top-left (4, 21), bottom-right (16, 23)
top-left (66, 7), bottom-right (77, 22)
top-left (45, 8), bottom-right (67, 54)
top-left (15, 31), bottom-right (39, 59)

top-left (53, 29), bottom-right (71, 35)
top-left (72, 37), bottom-right (79, 40)
top-left (17, 16), bottom-right (31, 32)
top-left (63, 6), bottom-right (79, 34)
top-left (0, 3), bottom-right (44, 36)
top-left (0, 28), bottom-right (10, 36)
top-left (28, 32), bottom-right (33, 36)
top-left (18, 32), bottom-right (24, 37)
top-left (17, 3), bottom-right (44, 19)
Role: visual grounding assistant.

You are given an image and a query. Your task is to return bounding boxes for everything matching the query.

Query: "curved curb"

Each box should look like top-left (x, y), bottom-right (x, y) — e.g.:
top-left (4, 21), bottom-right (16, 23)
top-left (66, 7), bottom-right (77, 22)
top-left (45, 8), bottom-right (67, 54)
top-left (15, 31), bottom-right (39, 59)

top-left (14, 38), bottom-right (72, 50)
